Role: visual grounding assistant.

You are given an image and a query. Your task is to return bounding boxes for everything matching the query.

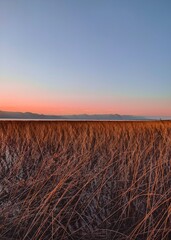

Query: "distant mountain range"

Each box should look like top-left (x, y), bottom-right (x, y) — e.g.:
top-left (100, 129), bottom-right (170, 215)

top-left (0, 110), bottom-right (150, 120)
top-left (0, 110), bottom-right (170, 120)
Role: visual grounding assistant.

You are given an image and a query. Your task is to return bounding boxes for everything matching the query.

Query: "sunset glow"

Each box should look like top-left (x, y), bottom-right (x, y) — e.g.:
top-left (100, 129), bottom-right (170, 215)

top-left (1, 1), bottom-right (171, 117)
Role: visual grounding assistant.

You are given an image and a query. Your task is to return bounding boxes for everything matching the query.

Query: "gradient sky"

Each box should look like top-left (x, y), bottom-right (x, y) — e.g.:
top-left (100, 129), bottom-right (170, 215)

top-left (0, 0), bottom-right (171, 116)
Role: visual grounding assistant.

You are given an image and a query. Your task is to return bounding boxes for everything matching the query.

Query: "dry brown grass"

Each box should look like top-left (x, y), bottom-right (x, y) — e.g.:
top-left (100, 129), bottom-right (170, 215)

top-left (0, 120), bottom-right (171, 240)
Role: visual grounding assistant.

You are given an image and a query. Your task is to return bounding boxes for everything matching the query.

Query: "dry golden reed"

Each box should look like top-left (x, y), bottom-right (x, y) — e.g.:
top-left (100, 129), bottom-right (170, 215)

top-left (0, 121), bottom-right (171, 240)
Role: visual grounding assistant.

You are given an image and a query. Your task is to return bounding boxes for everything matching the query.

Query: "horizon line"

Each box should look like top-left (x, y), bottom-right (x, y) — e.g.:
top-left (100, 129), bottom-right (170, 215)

top-left (0, 110), bottom-right (171, 118)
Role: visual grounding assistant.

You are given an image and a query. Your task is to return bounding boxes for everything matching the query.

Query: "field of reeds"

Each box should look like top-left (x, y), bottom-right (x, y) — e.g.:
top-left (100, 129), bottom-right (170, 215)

top-left (0, 121), bottom-right (171, 240)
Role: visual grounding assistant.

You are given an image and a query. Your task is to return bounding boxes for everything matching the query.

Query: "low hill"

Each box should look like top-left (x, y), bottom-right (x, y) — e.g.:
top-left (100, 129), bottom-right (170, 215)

top-left (0, 110), bottom-right (147, 120)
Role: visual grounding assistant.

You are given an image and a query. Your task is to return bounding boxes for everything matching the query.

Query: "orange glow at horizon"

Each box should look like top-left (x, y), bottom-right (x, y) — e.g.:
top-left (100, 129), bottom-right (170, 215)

top-left (1, 79), bottom-right (171, 116)
top-left (1, 98), bottom-right (171, 116)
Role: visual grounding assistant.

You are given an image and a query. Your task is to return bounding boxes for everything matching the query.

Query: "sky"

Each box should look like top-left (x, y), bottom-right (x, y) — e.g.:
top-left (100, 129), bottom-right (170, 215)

top-left (0, 0), bottom-right (171, 116)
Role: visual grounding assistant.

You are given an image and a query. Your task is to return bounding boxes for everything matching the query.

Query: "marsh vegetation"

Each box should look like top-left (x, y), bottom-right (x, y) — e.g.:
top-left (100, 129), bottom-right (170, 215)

top-left (0, 121), bottom-right (171, 239)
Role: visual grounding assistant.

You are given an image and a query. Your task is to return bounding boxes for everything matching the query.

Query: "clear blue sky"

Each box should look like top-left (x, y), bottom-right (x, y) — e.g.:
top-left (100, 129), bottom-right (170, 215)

top-left (0, 0), bottom-right (171, 115)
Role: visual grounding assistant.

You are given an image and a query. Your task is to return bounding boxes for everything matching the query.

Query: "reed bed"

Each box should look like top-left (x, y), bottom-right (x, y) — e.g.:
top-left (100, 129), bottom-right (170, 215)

top-left (0, 121), bottom-right (171, 240)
